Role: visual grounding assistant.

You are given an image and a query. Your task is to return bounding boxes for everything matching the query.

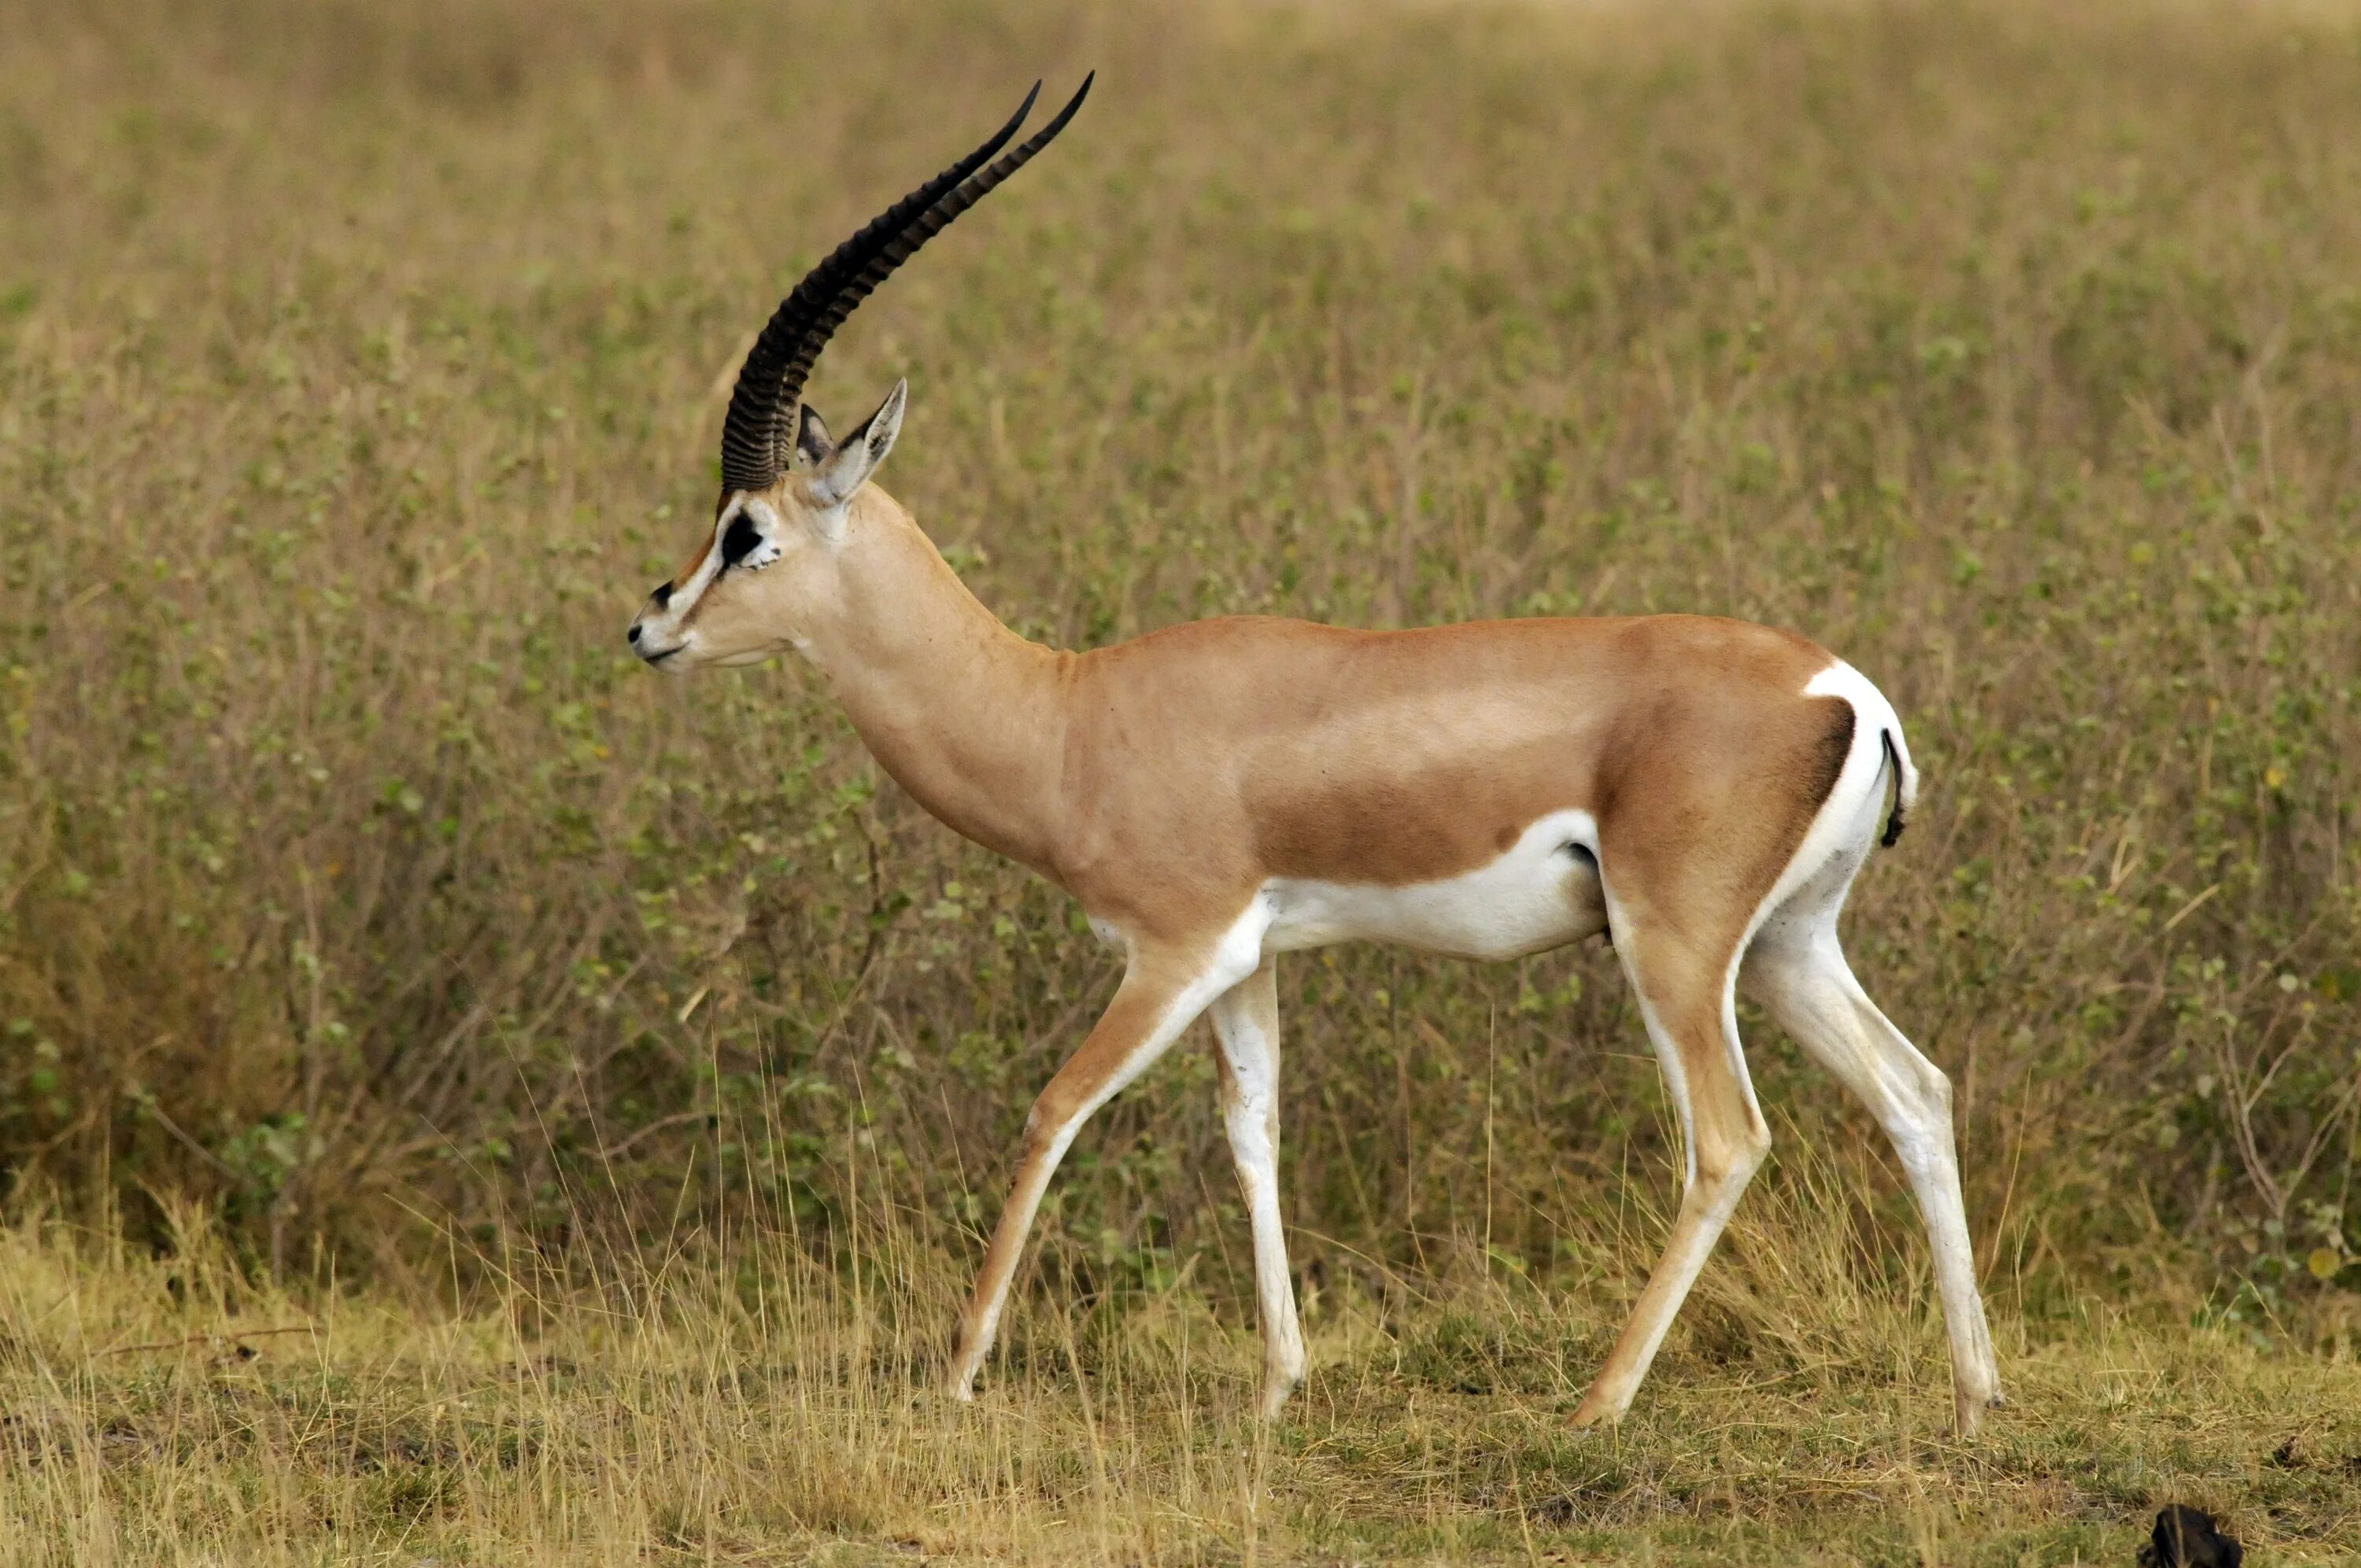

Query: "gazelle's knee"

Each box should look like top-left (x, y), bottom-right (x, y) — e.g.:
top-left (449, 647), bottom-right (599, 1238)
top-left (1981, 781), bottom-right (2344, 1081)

top-left (1732, 1119), bottom-right (1774, 1182)
top-left (1913, 1058), bottom-right (1955, 1120)
top-left (1880, 1026), bottom-right (1955, 1115)
top-left (1694, 1112), bottom-right (1772, 1191)
top-left (1878, 1056), bottom-right (1960, 1178)
top-left (1017, 1094), bottom-right (1077, 1164)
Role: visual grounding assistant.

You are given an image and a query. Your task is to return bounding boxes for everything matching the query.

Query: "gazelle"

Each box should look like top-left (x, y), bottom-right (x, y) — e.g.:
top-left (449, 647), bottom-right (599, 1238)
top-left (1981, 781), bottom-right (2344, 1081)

top-left (626, 79), bottom-right (2004, 1434)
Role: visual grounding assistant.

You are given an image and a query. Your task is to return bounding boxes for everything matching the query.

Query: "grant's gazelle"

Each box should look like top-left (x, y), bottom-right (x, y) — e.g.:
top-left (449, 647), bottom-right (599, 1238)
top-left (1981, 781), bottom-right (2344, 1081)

top-left (627, 79), bottom-right (2003, 1434)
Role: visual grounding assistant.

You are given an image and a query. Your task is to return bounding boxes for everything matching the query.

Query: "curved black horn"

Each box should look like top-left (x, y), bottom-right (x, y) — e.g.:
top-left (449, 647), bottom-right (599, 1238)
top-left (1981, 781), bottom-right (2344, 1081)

top-left (715, 83), bottom-right (1038, 497)
top-left (715, 75), bottom-right (1093, 500)
top-left (765, 74), bottom-right (1094, 467)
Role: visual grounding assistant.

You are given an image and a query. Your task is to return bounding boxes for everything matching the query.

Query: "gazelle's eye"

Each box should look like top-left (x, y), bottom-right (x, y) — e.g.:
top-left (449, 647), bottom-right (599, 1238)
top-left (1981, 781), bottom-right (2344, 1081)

top-left (721, 513), bottom-right (763, 568)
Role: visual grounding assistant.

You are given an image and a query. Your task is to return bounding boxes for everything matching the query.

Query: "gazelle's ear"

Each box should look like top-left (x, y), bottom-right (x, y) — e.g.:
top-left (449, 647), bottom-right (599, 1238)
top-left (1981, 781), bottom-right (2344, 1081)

top-left (793, 404), bottom-right (833, 468)
top-left (810, 380), bottom-right (907, 508)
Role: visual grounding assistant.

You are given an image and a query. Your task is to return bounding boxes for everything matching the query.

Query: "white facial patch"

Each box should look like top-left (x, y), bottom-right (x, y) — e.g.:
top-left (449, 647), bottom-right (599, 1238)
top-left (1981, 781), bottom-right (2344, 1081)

top-left (719, 500), bottom-right (783, 574)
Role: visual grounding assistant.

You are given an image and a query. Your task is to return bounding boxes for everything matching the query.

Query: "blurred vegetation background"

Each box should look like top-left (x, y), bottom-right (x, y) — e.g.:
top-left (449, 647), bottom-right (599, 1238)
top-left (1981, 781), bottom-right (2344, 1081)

top-left (2, 0), bottom-right (2359, 1349)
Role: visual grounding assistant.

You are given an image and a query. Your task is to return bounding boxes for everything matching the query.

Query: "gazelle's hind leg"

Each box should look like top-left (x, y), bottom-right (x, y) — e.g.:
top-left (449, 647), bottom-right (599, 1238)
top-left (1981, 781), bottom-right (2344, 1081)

top-left (1569, 916), bottom-right (1769, 1427)
top-left (1747, 760), bottom-right (2002, 1435)
top-left (1208, 957), bottom-right (1307, 1419)
top-left (1742, 867), bottom-right (2004, 1433)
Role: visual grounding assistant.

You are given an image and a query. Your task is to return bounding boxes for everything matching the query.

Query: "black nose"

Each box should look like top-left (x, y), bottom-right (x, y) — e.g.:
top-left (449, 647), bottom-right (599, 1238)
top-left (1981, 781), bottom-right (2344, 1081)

top-left (626, 624), bottom-right (641, 644)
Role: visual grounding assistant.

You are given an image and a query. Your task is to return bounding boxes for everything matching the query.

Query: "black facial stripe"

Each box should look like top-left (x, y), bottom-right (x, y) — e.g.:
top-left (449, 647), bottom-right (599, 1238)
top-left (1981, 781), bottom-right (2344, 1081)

top-left (722, 512), bottom-right (763, 568)
top-left (652, 582), bottom-right (672, 608)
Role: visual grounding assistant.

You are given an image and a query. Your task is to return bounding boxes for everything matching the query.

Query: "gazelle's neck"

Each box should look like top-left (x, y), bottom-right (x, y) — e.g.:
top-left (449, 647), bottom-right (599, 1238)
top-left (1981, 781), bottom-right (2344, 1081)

top-left (798, 490), bottom-right (1070, 876)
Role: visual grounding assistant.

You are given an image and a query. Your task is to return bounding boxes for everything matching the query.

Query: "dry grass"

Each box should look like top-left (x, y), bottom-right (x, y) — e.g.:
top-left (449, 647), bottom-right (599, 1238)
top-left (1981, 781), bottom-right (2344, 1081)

top-left (6, 1147), bottom-right (2361, 1565)
top-left (5, 0), bottom-right (2361, 1559)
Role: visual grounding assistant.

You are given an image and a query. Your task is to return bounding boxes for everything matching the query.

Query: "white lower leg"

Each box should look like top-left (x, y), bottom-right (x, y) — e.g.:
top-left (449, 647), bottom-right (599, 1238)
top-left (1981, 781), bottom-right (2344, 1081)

top-left (1229, 1103), bottom-right (1305, 1413)
top-left (1745, 937), bottom-right (2002, 1426)
top-left (1212, 962), bottom-right (1306, 1417)
top-left (1843, 989), bottom-right (2002, 1419)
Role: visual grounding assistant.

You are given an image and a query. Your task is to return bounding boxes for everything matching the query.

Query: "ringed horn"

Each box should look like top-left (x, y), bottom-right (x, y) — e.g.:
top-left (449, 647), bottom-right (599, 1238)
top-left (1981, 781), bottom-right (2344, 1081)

top-left (714, 74), bottom-right (1095, 504)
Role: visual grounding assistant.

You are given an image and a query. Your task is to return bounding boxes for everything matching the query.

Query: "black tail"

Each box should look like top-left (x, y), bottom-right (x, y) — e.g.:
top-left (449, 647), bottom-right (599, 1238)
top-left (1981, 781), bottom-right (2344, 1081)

top-left (1879, 730), bottom-right (1907, 847)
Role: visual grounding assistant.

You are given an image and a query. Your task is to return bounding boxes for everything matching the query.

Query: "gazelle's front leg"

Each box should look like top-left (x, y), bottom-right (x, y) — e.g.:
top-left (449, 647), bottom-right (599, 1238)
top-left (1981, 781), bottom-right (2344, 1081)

top-left (1209, 957), bottom-right (1306, 1419)
top-left (947, 933), bottom-right (1259, 1400)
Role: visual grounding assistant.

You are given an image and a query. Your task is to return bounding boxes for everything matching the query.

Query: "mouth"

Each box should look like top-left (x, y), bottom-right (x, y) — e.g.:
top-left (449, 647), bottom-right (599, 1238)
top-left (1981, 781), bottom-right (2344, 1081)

top-left (638, 644), bottom-right (684, 666)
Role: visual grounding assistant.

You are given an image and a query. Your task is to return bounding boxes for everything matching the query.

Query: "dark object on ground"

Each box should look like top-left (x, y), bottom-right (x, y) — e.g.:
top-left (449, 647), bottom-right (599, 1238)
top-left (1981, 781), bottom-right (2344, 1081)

top-left (2137, 1505), bottom-right (2242, 1568)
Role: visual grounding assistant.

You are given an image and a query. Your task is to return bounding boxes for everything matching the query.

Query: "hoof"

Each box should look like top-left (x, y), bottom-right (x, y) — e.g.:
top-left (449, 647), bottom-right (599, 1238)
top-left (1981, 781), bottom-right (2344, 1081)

top-left (1953, 1388), bottom-right (2004, 1437)
top-left (1567, 1398), bottom-right (1620, 1431)
top-left (1254, 1370), bottom-right (1302, 1422)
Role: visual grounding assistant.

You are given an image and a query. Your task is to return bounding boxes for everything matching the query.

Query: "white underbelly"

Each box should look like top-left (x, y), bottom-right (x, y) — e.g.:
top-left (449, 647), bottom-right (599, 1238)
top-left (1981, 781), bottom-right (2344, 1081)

top-left (1260, 810), bottom-right (1608, 961)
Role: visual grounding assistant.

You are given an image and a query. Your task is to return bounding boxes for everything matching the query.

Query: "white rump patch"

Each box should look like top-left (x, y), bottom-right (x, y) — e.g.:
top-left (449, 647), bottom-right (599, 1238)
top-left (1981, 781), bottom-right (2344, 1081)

top-left (1802, 659), bottom-right (1899, 727)
top-left (1747, 659), bottom-right (1906, 953)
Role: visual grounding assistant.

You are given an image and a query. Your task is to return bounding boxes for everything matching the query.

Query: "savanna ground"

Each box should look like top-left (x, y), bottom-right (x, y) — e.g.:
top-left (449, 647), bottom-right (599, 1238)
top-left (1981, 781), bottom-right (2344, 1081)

top-left (5, 0), bottom-right (2361, 1560)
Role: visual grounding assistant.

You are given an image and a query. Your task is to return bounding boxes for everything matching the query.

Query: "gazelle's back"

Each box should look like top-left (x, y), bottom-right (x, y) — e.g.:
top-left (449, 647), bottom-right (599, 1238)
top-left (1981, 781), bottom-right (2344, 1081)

top-left (1060, 611), bottom-right (1850, 895)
